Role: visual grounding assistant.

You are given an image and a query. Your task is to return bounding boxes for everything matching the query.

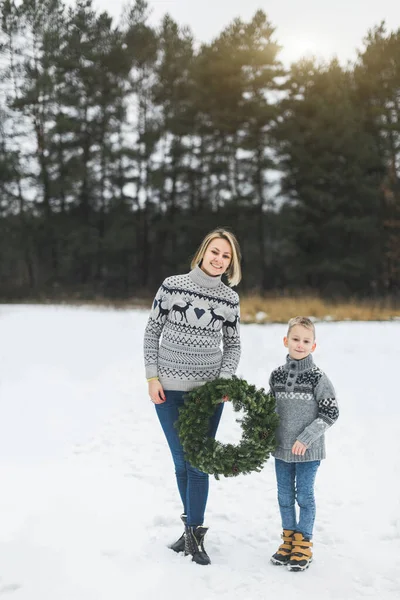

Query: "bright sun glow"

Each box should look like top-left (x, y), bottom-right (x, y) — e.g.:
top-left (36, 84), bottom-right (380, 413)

top-left (280, 36), bottom-right (335, 65)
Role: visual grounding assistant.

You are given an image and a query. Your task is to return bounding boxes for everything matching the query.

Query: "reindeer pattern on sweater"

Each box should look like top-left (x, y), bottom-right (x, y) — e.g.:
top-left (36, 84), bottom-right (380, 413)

top-left (143, 266), bottom-right (241, 391)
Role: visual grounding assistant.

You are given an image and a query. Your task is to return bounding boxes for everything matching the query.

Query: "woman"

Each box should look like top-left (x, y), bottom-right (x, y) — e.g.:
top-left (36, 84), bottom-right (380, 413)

top-left (143, 228), bottom-right (242, 565)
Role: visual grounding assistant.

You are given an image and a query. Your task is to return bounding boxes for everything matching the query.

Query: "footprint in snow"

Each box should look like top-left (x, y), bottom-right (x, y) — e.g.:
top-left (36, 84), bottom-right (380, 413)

top-left (0, 584), bottom-right (22, 595)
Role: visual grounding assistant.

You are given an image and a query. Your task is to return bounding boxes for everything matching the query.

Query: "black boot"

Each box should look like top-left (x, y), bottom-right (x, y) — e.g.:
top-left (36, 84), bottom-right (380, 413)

top-left (168, 514), bottom-right (187, 553)
top-left (184, 525), bottom-right (211, 565)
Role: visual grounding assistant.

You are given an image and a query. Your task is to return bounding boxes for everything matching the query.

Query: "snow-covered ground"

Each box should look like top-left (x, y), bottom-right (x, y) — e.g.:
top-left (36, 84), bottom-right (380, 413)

top-left (0, 305), bottom-right (399, 599)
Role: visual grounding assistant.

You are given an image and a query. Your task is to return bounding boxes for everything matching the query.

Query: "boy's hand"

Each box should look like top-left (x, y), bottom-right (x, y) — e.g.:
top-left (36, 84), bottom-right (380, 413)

top-left (292, 440), bottom-right (307, 456)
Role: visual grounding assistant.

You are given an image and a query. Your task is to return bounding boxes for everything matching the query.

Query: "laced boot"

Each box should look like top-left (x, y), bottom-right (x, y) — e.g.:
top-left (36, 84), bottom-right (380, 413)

top-left (270, 529), bottom-right (295, 565)
top-left (168, 514), bottom-right (187, 553)
top-left (184, 525), bottom-right (211, 565)
top-left (287, 532), bottom-right (313, 571)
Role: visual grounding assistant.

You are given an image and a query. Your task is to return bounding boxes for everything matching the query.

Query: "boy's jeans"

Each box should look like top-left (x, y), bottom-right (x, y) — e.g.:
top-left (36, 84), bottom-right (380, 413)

top-left (155, 390), bottom-right (223, 528)
top-left (275, 458), bottom-right (321, 539)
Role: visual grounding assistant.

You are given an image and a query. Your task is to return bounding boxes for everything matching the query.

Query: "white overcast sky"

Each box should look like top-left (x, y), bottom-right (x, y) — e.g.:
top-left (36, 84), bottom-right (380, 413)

top-left (78, 0), bottom-right (400, 64)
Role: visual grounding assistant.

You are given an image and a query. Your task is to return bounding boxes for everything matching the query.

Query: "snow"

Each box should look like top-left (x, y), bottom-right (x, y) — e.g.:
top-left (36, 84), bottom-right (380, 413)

top-left (0, 305), bottom-right (399, 599)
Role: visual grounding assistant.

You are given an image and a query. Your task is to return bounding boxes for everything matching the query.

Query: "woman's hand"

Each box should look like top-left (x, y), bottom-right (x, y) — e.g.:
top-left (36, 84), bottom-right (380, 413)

top-left (148, 379), bottom-right (166, 404)
top-left (292, 440), bottom-right (307, 456)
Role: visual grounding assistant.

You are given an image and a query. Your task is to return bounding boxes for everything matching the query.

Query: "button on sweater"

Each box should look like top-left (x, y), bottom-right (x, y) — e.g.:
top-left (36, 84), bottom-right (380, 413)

top-left (143, 266), bottom-right (241, 391)
top-left (269, 354), bottom-right (339, 462)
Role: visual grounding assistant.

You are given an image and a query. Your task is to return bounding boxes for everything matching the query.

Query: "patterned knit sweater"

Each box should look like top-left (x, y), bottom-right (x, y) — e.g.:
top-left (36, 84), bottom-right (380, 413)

top-left (269, 354), bottom-right (339, 462)
top-left (143, 265), bottom-right (241, 391)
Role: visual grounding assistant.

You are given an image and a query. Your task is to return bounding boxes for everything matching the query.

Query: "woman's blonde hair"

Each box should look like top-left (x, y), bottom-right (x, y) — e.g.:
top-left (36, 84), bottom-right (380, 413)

top-left (190, 228), bottom-right (242, 287)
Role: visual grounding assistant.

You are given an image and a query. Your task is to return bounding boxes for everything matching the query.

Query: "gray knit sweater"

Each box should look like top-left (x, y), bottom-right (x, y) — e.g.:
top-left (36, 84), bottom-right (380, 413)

top-left (269, 354), bottom-right (339, 462)
top-left (143, 266), bottom-right (241, 391)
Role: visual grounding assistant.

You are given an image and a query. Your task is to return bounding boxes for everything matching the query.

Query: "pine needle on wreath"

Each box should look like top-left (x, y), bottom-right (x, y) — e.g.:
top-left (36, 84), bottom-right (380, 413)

top-left (176, 377), bottom-right (279, 479)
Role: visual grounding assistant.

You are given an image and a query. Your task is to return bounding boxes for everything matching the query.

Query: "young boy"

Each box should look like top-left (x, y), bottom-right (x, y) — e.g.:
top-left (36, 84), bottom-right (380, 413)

top-left (269, 316), bottom-right (339, 571)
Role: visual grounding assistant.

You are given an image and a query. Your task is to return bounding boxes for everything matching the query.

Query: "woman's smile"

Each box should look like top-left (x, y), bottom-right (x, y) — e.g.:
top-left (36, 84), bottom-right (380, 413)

top-left (201, 238), bottom-right (232, 277)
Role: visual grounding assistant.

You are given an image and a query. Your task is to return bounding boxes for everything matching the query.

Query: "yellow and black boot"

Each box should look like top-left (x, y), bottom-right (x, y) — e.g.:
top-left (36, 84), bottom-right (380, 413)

top-left (287, 532), bottom-right (313, 571)
top-left (184, 525), bottom-right (211, 565)
top-left (270, 529), bottom-right (295, 565)
top-left (168, 514), bottom-right (187, 553)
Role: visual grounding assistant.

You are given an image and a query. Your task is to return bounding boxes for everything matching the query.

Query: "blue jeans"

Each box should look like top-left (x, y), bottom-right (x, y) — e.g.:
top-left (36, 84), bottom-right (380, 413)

top-left (274, 458), bottom-right (321, 539)
top-left (155, 390), bottom-right (224, 528)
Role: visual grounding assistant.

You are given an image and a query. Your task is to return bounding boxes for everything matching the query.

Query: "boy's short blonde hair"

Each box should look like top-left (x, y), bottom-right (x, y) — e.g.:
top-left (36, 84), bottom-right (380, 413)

top-left (191, 228), bottom-right (242, 287)
top-left (287, 316), bottom-right (316, 339)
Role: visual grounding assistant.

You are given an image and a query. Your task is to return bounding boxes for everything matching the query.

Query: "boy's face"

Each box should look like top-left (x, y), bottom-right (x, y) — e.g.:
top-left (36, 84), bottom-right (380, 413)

top-left (284, 325), bottom-right (316, 360)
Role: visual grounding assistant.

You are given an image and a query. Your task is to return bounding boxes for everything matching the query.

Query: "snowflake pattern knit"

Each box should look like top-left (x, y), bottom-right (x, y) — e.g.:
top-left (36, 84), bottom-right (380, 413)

top-left (269, 354), bottom-right (339, 462)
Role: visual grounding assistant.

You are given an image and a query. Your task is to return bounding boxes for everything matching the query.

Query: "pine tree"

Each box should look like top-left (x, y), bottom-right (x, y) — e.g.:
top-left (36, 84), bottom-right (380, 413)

top-left (275, 58), bottom-right (383, 295)
top-left (355, 24), bottom-right (400, 293)
top-left (122, 0), bottom-right (159, 288)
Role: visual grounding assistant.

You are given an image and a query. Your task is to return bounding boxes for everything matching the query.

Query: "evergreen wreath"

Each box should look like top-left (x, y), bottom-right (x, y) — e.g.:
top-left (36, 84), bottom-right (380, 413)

top-left (176, 377), bottom-right (279, 479)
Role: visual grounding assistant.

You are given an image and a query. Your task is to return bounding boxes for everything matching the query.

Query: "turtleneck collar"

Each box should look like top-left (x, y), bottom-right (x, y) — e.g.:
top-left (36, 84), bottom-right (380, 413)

top-left (284, 353), bottom-right (314, 373)
top-left (189, 264), bottom-right (222, 289)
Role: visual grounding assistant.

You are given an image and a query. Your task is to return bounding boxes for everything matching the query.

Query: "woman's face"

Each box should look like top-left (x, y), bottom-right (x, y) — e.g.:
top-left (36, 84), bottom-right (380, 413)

top-left (200, 237), bottom-right (232, 277)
